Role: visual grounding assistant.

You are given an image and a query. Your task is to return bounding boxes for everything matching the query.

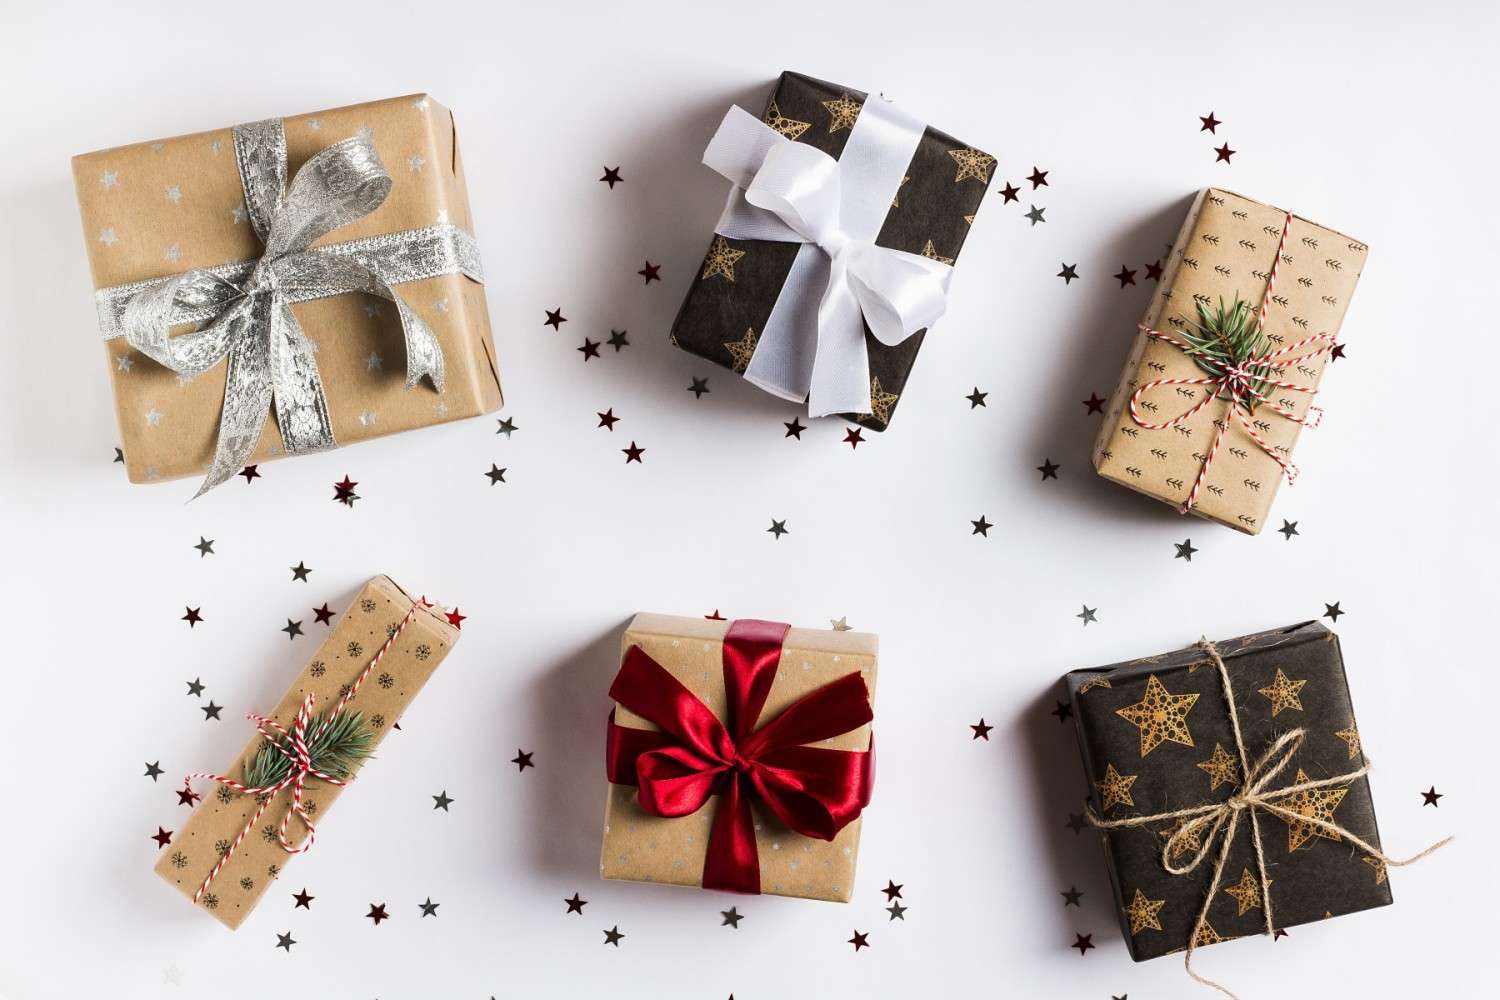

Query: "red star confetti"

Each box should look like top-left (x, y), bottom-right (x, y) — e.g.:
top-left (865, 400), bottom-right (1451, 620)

top-left (445, 608), bottom-right (466, 629)
top-left (332, 476), bottom-right (359, 506)
top-left (843, 428), bottom-right (864, 449)
top-left (637, 261), bottom-right (661, 283)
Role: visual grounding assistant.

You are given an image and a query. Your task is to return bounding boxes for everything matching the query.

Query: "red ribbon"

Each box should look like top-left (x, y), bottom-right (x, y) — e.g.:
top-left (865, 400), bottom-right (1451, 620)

top-left (605, 619), bottom-right (874, 894)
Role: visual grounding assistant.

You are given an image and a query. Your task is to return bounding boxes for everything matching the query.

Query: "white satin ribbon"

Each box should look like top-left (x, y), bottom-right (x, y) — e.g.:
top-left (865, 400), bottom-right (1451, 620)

top-left (704, 102), bottom-right (952, 417)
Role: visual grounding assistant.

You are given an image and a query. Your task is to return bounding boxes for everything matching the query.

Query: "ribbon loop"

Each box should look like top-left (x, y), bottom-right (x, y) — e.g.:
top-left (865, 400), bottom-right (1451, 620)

top-left (605, 619), bottom-right (874, 895)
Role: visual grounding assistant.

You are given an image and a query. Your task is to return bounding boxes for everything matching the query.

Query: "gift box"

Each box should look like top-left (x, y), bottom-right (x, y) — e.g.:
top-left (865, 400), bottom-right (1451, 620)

top-left (154, 576), bottom-right (459, 929)
top-left (670, 71), bottom-right (993, 430)
top-left (1091, 188), bottom-right (1366, 534)
top-left (1063, 621), bottom-right (1392, 961)
top-left (73, 94), bottom-right (502, 492)
top-left (601, 614), bottom-right (877, 901)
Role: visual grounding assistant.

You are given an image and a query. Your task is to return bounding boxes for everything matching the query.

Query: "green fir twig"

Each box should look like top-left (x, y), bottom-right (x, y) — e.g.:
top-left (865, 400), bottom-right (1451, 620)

top-left (240, 709), bottom-right (375, 792)
top-left (1176, 296), bottom-right (1274, 412)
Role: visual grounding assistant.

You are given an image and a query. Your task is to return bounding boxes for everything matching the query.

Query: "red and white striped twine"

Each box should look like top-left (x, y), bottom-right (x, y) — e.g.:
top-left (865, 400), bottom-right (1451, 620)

top-left (1127, 211), bottom-right (1339, 513)
top-left (181, 596), bottom-right (433, 904)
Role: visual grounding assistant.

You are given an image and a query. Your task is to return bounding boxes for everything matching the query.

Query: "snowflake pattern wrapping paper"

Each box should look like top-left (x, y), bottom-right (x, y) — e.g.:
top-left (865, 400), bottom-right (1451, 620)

top-left (669, 71), bottom-right (993, 430)
top-left (601, 614), bottom-right (877, 902)
top-left (1092, 188), bottom-right (1366, 533)
top-left (153, 576), bottom-right (459, 929)
top-left (71, 94), bottom-right (503, 485)
top-left (1063, 621), bottom-right (1391, 961)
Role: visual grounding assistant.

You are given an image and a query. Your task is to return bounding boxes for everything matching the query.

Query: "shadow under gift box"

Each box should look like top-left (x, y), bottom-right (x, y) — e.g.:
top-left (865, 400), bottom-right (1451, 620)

top-left (1091, 188), bottom-right (1366, 534)
top-left (154, 576), bottom-right (459, 929)
top-left (669, 70), bottom-right (993, 431)
top-left (1063, 621), bottom-right (1390, 961)
top-left (72, 94), bottom-right (503, 484)
top-left (601, 614), bottom-right (878, 902)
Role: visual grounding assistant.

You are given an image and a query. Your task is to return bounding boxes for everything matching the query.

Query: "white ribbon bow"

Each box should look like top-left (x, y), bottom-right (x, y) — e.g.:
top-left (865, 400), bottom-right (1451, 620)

top-left (704, 105), bottom-right (953, 418)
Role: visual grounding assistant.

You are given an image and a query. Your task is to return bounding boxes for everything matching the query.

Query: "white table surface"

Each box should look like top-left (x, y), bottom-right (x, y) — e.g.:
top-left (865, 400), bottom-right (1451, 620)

top-left (2, 1), bottom-right (1493, 996)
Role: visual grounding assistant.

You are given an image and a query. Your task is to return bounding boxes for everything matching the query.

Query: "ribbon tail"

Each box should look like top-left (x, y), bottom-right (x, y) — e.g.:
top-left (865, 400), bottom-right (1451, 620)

top-left (267, 297), bottom-right (337, 458)
top-left (701, 774), bottom-right (761, 894)
top-left (192, 298), bottom-right (276, 498)
top-left (805, 260), bottom-right (873, 417)
top-left (743, 245), bottom-right (826, 403)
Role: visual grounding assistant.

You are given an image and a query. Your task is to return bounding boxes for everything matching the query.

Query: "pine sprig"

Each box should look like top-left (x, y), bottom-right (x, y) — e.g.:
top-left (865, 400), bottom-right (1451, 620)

top-left (1177, 296), bottom-right (1274, 411)
top-left (241, 710), bottom-right (375, 791)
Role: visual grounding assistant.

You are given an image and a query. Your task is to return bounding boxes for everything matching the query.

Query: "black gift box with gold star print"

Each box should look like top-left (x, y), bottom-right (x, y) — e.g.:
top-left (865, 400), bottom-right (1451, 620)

top-left (1064, 621), bottom-right (1391, 961)
top-left (670, 71), bottom-right (992, 430)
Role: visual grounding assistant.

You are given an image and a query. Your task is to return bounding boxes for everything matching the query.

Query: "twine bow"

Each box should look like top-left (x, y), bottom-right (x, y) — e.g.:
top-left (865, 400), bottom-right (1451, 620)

top-left (1129, 212), bottom-right (1337, 513)
top-left (115, 119), bottom-right (455, 496)
top-left (1088, 639), bottom-right (1452, 999)
top-left (180, 598), bottom-right (429, 904)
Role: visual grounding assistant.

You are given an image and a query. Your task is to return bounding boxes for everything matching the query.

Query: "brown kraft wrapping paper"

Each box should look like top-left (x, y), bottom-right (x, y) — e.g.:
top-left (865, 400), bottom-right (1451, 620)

top-left (73, 94), bottom-right (503, 484)
top-left (1092, 188), bottom-right (1366, 534)
top-left (601, 613), bottom-right (878, 902)
top-left (154, 576), bottom-right (459, 929)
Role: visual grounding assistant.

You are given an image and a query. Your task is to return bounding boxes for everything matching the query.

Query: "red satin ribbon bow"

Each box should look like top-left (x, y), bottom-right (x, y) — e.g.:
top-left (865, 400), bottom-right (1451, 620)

top-left (605, 619), bottom-right (874, 894)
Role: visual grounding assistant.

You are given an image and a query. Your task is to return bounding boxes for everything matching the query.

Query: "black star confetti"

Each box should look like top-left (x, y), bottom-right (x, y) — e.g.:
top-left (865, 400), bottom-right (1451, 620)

top-left (1077, 605), bottom-right (1098, 626)
top-left (185, 677), bottom-right (205, 697)
top-left (1072, 932), bottom-right (1095, 955)
top-left (485, 464), bottom-right (507, 485)
top-left (419, 897), bottom-right (440, 917)
top-left (313, 603), bottom-right (335, 625)
top-left (608, 329), bottom-right (630, 351)
top-left (281, 619), bottom-right (303, 640)
top-left (1025, 205), bottom-right (1046, 226)
top-left (1279, 520), bottom-right (1300, 540)
top-left (512, 750), bottom-right (535, 772)
top-left (1114, 266), bottom-right (1137, 288)
top-left (182, 607), bottom-right (203, 628)
top-left (687, 377), bottom-right (710, 398)
top-left (1061, 886), bottom-right (1084, 907)
top-left (367, 903), bottom-right (389, 925)
top-left (432, 790), bottom-right (454, 811)
top-left (1200, 111), bottom-right (1222, 133)
top-left (599, 166), bottom-right (622, 189)
top-left (332, 476), bottom-right (359, 507)
top-left (1065, 812), bottom-right (1087, 835)
top-left (783, 418), bottom-right (805, 439)
top-left (637, 262), bottom-right (661, 284)
top-left (1174, 539), bottom-right (1198, 562)
top-left (1145, 259), bottom-right (1164, 281)
top-left (970, 719), bottom-right (992, 740)
top-left (496, 416), bottom-right (519, 437)
top-left (1324, 602), bottom-right (1344, 622)
top-left (194, 537), bottom-right (215, 557)
top-left (1421, 786), bottom-right (1443, 807)
top-left (276, 932), bottom-right (295, 952)
top-left (202, 701), bottom-right (223, 720)
top-left (882, 880), bottom-right (903, 901)
top-left (887, 901), bottom-right (907, 920)
top-left (152, 827), bottom-right (173, 848)
top-left (998, 181), bottom-right (1020, 203)
top-left (1057, 263), bottom-right (1079, 284)
top-left (721, 907), bottom-right (743, 928)
top-left (622, 442), bottom-right (645, 463)
top-left (578, 338), bottom-right (601, 361)
top-left (144, 761), bottom-right (164, 781)
top-left (971, 515), bottom-right (992, 537)
top-left (603, 926), bottom-right (625, 947)
top-left (848, 930), bottom-right (870, 951)
top-left (1214, 142), bottom-right (1236, 163)
top-left (239, 465), bottom-right (261, 483)
top-left (767, 519), bottom-right (789, 540)
top-left (1027, 166), bottom-right (1049, 188)
top-left (564, 893), bottom-right (587, 915)
top-left (1051, 700), bottom-right (1073, 723)
top-left (293, 888), bottom-right (314, 909)
top-left (966, 387), bottom-right (988, 408)
top-left (597, 409), bottom-right (619, 431)
top-left (113, 447), bottom-right (124, 463)
top-left (544, 308), bottom-right (566, 330)
top-left (290, 561), bottom-right (311, 582)
top-left (1037, 458), bottom-right (1060, 480)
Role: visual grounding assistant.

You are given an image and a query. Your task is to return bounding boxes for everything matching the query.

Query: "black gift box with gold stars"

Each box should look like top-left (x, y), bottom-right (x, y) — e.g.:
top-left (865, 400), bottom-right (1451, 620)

top-left (670, 71), bottom-right (993, 430)
top-left (1064, 621), bottom-right (1391, 961)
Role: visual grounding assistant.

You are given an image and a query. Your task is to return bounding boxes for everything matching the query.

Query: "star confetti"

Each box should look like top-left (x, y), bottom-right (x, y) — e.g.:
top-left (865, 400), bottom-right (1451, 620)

top-left (578, 338), bottom-right (600, 361)
top-left (783, 418), bottom-right (805, 439)
top-left (496, 416), bottom-right (519, 436)
top-left (276, 932), bottom-right (296, 952)
top-left (720, 907), bottom-right (743, 928)
top-left (966, 387), bottom-right (988, 408)
top-left (194, 537), bottom-right (215, 557)
top-left (512, 750), bottom-right (535, 771)
top-left (1051, 700), bottom-right (1072, 723)
top-left (1061, 886), bottom-right (1083, 907)
top-left (182, 607), bottom-right (203, 628)
top-left (882, 881), bottom-right (903, 900)
top-left (290, 561), bottom-right (311, 581)
top-left (239, 465), bottom-right (261, 483)
top-left (1175, 539), bottom-right (1198, 561)
top-left (432, 790), bottom-right (454, 811)
top-left (1072, 933), bottom-right (1094, 955)
top-left (565, 893), bottom-right (587, 914)
top-left (637, 261), bottom-right (661, 284)
top-left (1057, 263), bottom-right (1079, 284)
top-left (202, 701), bottom-right (222, 720)
top-left (848, 930), bottom-right (870, 951)
top-left (622, 442), bottom-right (645, 463)
top-left (293, 888), bottom-right (314, 909)
top-left (418, 898), bottom-right (439, 917)
top-left (599, 166), bottom-right (622, 188)
top-left (603, 926), bottom-right (625, 947)
top-left (445, 607), bottom-right (466, 628)
top-left (313, 604), bottom-right (335, 625)
top-left (687, 377), bottom-right (710, 398)
top-left (485, 464), bottom-right (507, 485)
top-left (1027, 166), bottom-right (1049, 188)
top-left (332, 476), bottom-right (359, 506)
top-left (1077, 605), bottom-right (1098, 626)
top-left (767, 519), bottom-right (789, 540)
top-left (887, 901), bottom-right (907, 920)
top-left (1114, 266), bottom-right (1137, 287)
top-left (971, 515), bottom-right (992, 537)
top-left (1324, 602), bottom-right (1344, 622)
top-left (144, 761), bottom-right (164, 781)
top-left (998, 181), bottom-right (1020, 203)
top-left (843, 428), bottom-right (864, 449)
top-left (1116, 675), bottom-right (1198, 755)
top-left (970, 718), bottom-right (993, 740)
top-left (185, 678), bottom-right (205, 696)
top-left (608, 330), bottom-right (630, 351)
top-left (1084, 393), bottom-right (1106, 414)
top-left (281, 619), bottom-right (303, 640)
top-left (1200, 111), bottom-right (1222, 133)
top-left (1421, 786), bottom-right (1443, 807)
top-left (1025, 205), bottom-right (1046, 226)
top-left (367, 903), bottom-right (389, 925)
top-left (597, 409), bottom-right (619, 431)
top-left (544, 308), bottom-right (566, 330)
top-left (1279, 519), bottom-right (1300, 540)
top-left (152, 827), bottom-right (173, 848)
top-left (1037, 458), bottom-right (1060, 480)
top-left (1214, 143), bottom-right (1236, 163)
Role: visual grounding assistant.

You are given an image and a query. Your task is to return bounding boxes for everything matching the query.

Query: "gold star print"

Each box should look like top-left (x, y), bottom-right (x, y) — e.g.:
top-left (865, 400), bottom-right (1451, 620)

top-left (1123, 888), bottom-right (1165, 935)
top-left (821, 93), bottom-right (862, 132)
top-left (1258, 668), bottom-right (1307, 716)
top-left (1095, 763), bottom-right (1138, 812)
top-left (1158, 817), bottom-right (1203, 862)
top-left (701, 235), bottom-right (746, 282)
top-left (763, 101), bottom-right (811, 141)
top-left (1196, 743), bottom-right (1240, 790)
top-left (1115, 674), bottom-right (1199, 756)
top-left (1334, 722), bottom-right (1361, 758)
top-left (1280, 768), bottom-right (1348, 852)
top-left (963, 213), bottom-right (975, 225)
top-left (921, 240), bottom-right (955, 265)
top-left (948, 147), bottom-right (995, 183)
top-left (1364, 855), bottom-right (1388, 885)
top-left (1078, 676), bottom-right (1113, 694)
top-left (868, 377), bottom-right (899, 426)
top-left (722, 328), bottom-right (759, 374)
top-left (1192, 920), bottom-right (1227, 947)
top-left (1222, 868), bottom-right (1267, 916)
top-left (892, 175), bottom-right (909, 208)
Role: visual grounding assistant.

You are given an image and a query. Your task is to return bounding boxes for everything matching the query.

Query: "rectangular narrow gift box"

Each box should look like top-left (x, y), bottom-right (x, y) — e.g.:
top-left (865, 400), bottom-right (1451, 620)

top-left (1063, 621), bottom-right (1389, 960)
top-left (601, 614), bottom-right (878, 902)
top-left (73, 93), bottom-right (502, 487)
top-left (670, 70), bottom-right (993, 430)
top-left (1092, 188), bottom-right (1366, 534)
top-left (154, 576), bottom-right (459, 929)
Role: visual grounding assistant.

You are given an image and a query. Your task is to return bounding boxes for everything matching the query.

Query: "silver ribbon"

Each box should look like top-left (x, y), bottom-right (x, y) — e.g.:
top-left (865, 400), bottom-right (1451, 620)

top-left (704, 103), bottom-right (952, 417)
top-left (98, 119), bottom-right (483, 496)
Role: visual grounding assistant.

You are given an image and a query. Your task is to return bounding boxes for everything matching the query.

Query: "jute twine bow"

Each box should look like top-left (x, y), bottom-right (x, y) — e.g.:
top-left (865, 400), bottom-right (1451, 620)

top-left (1087, 638), bottom-right (1452, 999)
top-left (180, 597), bottom-right (429, 903)
top-left (1129, 212), bottom-right (1338, 513)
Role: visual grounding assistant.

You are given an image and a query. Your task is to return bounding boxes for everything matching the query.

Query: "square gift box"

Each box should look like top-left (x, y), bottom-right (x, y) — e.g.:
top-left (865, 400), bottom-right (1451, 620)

top-left (154, 576), bottom-right (459, 929)
top-left (1092, 188), bottom-right (1366, 534)
top-left (602, 614), bottom-right (878, 901)
top-left (670, 71), bottom-right (993, 430)
top-left (1063, 621), bottom-right (1391, 960)
top-left (73, 93), bottom-right (502, 491)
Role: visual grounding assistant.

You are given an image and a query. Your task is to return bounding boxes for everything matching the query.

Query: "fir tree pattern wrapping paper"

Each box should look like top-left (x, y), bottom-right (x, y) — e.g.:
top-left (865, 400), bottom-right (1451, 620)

top-left (669, 70), bottom-right (993, 431)
top-left (1063, 621), bottom-right (1391, 961)
top-left (1091, 188), bottom-right (1366, 534)
top-left (154, 576), bottom-right (459, 929)
top-left (601, 614), bottom-right (878, 902)
top-left (72, 94), bottom-right (503, 485)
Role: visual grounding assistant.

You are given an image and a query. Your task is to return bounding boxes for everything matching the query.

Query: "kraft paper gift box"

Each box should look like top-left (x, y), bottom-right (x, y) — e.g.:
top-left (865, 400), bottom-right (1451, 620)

top-left (601, 614), bottom-right (878, 902)
top-left (1092, 188), bottom-right (1366, 534)
top-left (154, 576), bottom-right (459, 929)
top-left (671, 70), bottom-right (993, 431)
top-left (72, 93), bottom-right (502, 491)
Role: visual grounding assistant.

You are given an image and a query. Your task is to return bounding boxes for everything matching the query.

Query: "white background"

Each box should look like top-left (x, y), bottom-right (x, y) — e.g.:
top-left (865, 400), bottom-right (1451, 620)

top-left (2, 1), bottom-right (1495, 997)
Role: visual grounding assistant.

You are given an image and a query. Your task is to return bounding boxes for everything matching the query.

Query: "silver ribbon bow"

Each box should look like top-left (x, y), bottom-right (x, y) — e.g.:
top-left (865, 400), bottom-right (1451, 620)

top-left (98, 119), bottom-right (483, 496)
top-left (703, 103), bottom-right (952, 417)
